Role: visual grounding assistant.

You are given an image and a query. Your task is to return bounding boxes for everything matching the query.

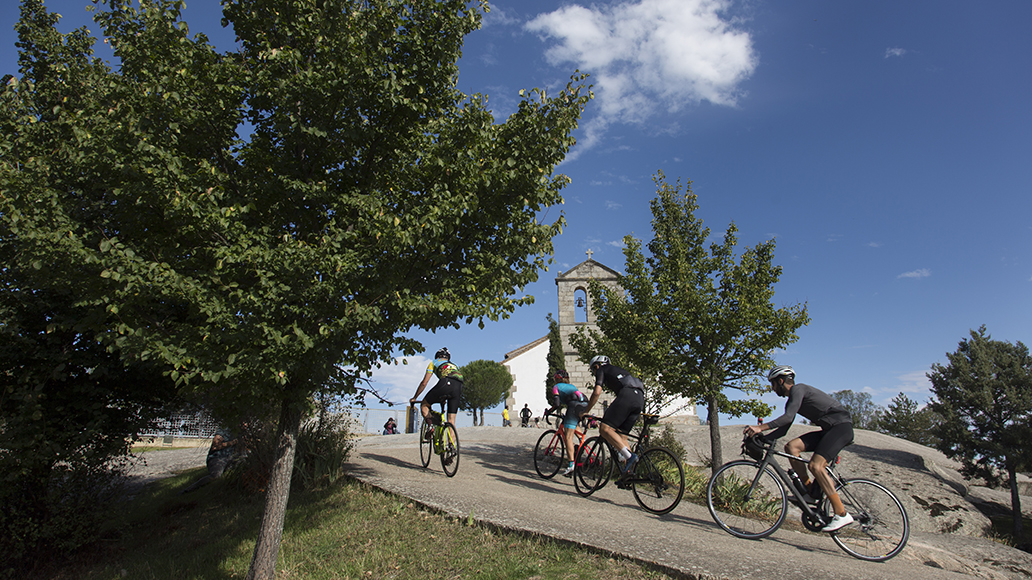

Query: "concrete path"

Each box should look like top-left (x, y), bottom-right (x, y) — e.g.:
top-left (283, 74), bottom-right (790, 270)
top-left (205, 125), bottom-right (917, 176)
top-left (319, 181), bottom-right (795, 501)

top-left (346, 426), bottom-right (1032, 580)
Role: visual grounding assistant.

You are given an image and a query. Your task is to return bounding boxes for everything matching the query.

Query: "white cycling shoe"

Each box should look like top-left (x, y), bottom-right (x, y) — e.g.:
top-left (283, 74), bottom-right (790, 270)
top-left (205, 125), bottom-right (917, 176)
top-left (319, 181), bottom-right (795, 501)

top-left (822, 512), bottom-right (854, 532)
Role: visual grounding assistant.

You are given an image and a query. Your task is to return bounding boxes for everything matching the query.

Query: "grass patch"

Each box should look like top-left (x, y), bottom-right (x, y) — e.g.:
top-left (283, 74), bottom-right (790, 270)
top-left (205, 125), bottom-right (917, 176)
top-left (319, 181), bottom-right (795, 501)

top-left (987, 514), bottom-right (1032, 553)
top-left (43, 473), bottom-right (679, 580)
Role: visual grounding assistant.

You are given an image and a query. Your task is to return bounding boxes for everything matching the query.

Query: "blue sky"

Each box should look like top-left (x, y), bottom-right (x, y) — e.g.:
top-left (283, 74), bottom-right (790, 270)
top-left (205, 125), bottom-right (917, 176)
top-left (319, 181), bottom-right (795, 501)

top-left (4, 1), bottom-right (1030, 423)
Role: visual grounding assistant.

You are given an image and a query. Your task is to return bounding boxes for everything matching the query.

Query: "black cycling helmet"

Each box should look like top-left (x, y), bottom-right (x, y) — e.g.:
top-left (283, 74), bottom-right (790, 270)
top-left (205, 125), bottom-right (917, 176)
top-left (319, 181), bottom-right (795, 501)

top-left (553, 369), bottom-right (569, 383)
top-left (589, 355), bottom-right (610, 370)
top-left (435, 347), bottom-right (451, 360)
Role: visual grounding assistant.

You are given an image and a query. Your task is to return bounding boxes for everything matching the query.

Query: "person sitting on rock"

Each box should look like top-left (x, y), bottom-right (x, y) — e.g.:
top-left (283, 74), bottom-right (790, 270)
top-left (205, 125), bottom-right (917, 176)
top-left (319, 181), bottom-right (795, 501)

top-left (181, 424), bottom-right (247, 494)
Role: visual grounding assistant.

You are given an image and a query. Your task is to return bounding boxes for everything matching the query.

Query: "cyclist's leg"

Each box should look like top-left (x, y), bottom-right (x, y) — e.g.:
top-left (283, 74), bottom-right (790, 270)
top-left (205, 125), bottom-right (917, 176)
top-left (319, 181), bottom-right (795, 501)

top-left (811, 423), bottom-right (854, 524)
top-left (600, 389), bottom-right (642, 463)
top-left (429, 377), bottom-right (462, 425)
top-left (563, 402), bottom-right (588, 464)
top-left (785, 430), bottom-right (821, 486)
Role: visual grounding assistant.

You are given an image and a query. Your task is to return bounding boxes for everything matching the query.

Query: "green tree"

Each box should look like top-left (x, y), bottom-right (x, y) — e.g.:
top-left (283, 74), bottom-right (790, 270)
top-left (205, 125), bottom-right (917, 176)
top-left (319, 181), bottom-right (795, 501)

top-left (0, 274), bottom-right (178, 574)
top-left (0, 1), bottom-right (589, 578)
top-left (570, 173), bottom-right (806, 474)
top-left (830, 389), bottom-right (883, 431)
top-left (460, 359), bottom-right (513, 426)
top-left (928, 326), bottom-right (1032, 541)
top-left (544, 313), bottom-right (566, 400)
top-left (877, 392), bottom-right (939, 446)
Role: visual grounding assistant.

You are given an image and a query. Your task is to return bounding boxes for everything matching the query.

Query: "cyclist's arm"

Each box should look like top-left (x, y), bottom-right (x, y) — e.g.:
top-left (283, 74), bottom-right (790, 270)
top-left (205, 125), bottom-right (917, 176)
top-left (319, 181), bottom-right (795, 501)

top-left (584, 383), bottom-right (603, 415)
top-left (765, 385), bottom-right (804, 431)
top-left (410, 370), bottom-right (434, 404)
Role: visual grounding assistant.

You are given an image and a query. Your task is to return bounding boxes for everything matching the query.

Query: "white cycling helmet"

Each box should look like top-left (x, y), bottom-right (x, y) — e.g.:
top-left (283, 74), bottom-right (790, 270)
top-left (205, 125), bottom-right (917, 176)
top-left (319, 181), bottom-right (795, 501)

top-left (589, 355), bottom-right (610, 369)
top-left (767, 365), bottom-right (795, 381)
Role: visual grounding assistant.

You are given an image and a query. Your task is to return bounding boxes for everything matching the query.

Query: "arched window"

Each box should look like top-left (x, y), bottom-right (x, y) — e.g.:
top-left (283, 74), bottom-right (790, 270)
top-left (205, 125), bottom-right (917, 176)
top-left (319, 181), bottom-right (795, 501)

top-left (574, 288), bottom-right (588, 323)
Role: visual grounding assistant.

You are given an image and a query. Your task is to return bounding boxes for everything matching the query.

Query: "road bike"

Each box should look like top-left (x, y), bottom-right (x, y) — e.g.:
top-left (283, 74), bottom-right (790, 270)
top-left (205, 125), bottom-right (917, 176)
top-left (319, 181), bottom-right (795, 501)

top-left (412, 400), bottom-right (460, 477)
top-left (533, 410), bottom-right (599, 479)
top-left (573, 413), bottom-right (685, 515)
top-left (706, 433), bottom-right (909, 562)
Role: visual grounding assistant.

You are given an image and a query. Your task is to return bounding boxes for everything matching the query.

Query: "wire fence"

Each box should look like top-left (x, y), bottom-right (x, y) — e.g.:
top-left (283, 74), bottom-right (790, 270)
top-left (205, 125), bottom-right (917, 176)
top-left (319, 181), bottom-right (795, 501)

top-left (138, 408), bottom-right (508, 439)
top-left (140, 411), bottom-right (219, 439)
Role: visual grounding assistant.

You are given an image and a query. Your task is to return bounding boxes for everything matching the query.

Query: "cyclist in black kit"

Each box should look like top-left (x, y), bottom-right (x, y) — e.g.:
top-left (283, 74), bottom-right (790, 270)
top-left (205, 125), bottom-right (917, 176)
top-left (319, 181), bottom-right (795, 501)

top-left (744, 365), bottom-right (855, 532)
top-left (582, 355), bottom-right (645, 480)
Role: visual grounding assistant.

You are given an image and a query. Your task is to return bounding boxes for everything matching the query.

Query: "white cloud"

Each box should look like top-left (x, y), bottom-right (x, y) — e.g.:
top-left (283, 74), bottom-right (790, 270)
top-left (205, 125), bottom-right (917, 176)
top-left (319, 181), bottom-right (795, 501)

top-left (898, 268), bottom-right (931, 279)
top-left (894, 371), bottom-right (931, 396)
top-left (608, 239), bottom-right (626, 248)
top-left (605, 200), bottom-right (623, 210)
top-left (885, 47), bottom-right (907, 58)
top-left (867, 242), bottom-right (882, 248)
top-left (365, 356), bottom-right (432, 405)
top-left (525, 0), bottom-right (756, 131)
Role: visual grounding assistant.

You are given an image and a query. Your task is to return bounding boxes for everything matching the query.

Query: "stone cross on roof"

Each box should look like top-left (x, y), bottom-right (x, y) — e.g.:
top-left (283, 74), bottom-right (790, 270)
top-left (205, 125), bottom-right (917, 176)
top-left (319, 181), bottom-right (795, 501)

top-left (586, 249), bottom-right (593, 260)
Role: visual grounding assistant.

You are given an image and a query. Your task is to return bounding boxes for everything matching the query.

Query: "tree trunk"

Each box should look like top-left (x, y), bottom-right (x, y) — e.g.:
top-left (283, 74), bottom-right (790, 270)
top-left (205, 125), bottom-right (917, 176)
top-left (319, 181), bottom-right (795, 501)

top-left (707, 395), bottom-right (723, 477)
top-left (245, 399), bottom-right (303, 580)
top-left (1008, 463), bottom-right (1024, 540)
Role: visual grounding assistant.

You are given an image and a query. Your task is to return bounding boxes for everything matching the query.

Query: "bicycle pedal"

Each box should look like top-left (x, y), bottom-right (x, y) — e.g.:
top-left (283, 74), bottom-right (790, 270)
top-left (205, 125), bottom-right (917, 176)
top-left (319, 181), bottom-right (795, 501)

top-left (616, 480), bottom-right (633, 490)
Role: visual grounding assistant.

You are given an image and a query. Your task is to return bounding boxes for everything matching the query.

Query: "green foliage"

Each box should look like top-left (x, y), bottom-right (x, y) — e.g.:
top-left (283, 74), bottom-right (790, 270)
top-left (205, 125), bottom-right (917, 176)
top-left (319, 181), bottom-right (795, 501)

top-left (928, 326), bottom-right (1032, 540)
top-left (877, 392), bottom-right (940, 446)
top-left (544, 313), bottom-right (566, 399)
top-left (831, 389), bottom-right (884, 431)
top-left (569, 172), bottom-right (808, 468)
top-left (459, 359), bottom-right (512, 425)
top-left (3, 0), bottom-right (588, 576)
top-left (292, 412), bottom-right (356, 491)
top-left (649, 424), bottom-right (688, 465)
top-left (0, 256), bottom-right (177, 575)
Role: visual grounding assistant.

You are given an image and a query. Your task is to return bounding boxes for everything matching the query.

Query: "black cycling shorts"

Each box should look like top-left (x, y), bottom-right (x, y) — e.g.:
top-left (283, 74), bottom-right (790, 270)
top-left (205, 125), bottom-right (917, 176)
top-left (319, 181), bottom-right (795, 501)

top-left (601, 387), bottom-right (645, 434)
top-left (798, 422), bottom-right (854, 463)
top-left (424, 377), bottom-right (462, 415)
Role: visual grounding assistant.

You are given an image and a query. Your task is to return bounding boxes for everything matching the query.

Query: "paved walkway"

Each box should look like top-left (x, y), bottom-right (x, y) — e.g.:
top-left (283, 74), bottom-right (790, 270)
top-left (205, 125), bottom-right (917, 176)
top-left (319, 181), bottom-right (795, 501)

top-left (346, 426), bottom-right (1032, 580)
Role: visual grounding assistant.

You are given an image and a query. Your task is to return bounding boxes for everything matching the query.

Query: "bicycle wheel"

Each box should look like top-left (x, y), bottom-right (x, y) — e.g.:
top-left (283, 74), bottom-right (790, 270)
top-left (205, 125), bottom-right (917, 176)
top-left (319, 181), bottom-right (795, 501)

top-left (707, 460), bottom-right (787, 539)
top-left (574, 436), bottom-right (612, 497)
top-left (439, 423), bottom-right (460, 477)
top-left (828, 478), bottom-right (909, 562)
top-left (534, 429), bottom-right (566, 479)
top-left (632, 447), bottom-right (685, 515)
top-left (419, 419), bottom-right (433, 468)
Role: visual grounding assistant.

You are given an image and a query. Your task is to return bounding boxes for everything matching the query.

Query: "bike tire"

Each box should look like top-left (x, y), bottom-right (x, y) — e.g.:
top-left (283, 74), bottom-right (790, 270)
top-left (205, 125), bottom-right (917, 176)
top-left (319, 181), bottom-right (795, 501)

top-left (440, 423), bottom-right (460, 477)
top-left (827, 478), bottom-right (909, 562)
top-left (632, 446), bottom-right (685, 515)
top-left (706, 460), bottom-right (787, 539)
top-left (419, 419), bottom-right (433, 468)
top-left (574, 436), bottom-right (612, 497)
top-left (534, 429), bottom-right (565, 479)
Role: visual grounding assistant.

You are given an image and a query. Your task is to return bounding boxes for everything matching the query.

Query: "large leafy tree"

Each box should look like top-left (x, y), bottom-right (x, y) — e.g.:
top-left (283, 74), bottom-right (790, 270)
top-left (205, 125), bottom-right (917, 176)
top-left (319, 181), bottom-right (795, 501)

top-left (0, 1), bottom-right (589, 578)
top-left (459, 359), bottom-right (512, 426)
top-left (928, 326), bottom-right (1032, 541)
top-left (571, 173), bottom-right (807, 473)
top-left (830, 389), bottom-right (883, 431)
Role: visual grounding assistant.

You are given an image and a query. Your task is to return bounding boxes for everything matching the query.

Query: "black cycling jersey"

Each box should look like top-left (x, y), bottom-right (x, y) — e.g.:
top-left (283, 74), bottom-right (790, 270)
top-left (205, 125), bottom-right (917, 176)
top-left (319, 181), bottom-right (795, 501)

top-left (593, 364), bottom-right (644, 395)
top-left (766, 383), bottom-right (851, 431)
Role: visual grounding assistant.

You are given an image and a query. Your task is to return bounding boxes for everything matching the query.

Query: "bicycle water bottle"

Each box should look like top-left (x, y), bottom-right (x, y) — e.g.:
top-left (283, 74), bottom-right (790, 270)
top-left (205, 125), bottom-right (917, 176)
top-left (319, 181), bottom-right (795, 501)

top-left (788, 469), bottom-right (808, 498)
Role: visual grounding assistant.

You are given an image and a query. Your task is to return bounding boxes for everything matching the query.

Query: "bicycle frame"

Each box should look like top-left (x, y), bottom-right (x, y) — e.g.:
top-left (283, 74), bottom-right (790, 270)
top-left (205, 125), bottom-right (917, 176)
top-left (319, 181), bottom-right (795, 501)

top-left (748, 439), bottom-right (847, 525)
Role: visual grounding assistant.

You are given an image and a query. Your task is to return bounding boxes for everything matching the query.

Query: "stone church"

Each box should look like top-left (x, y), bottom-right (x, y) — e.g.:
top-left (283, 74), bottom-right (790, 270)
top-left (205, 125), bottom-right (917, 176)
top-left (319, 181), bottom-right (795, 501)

top-left (502, 252), bottom-right (697, 423)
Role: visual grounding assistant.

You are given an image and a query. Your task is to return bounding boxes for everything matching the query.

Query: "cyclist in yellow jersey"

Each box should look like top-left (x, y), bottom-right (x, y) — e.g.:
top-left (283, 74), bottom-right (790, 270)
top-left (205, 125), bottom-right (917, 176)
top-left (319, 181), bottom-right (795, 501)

top-left (410, 347), bottom-right (464, 430)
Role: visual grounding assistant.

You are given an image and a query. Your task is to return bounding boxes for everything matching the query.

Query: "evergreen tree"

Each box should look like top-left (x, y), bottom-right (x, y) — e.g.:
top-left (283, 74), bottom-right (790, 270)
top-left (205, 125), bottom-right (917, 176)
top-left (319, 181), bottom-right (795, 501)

top-left (928, 326), bottom-right (1032, 541)
top-left (877, 392), bottom-right (939, 446)
top-left (544, 313), bottom-right (566, 401)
